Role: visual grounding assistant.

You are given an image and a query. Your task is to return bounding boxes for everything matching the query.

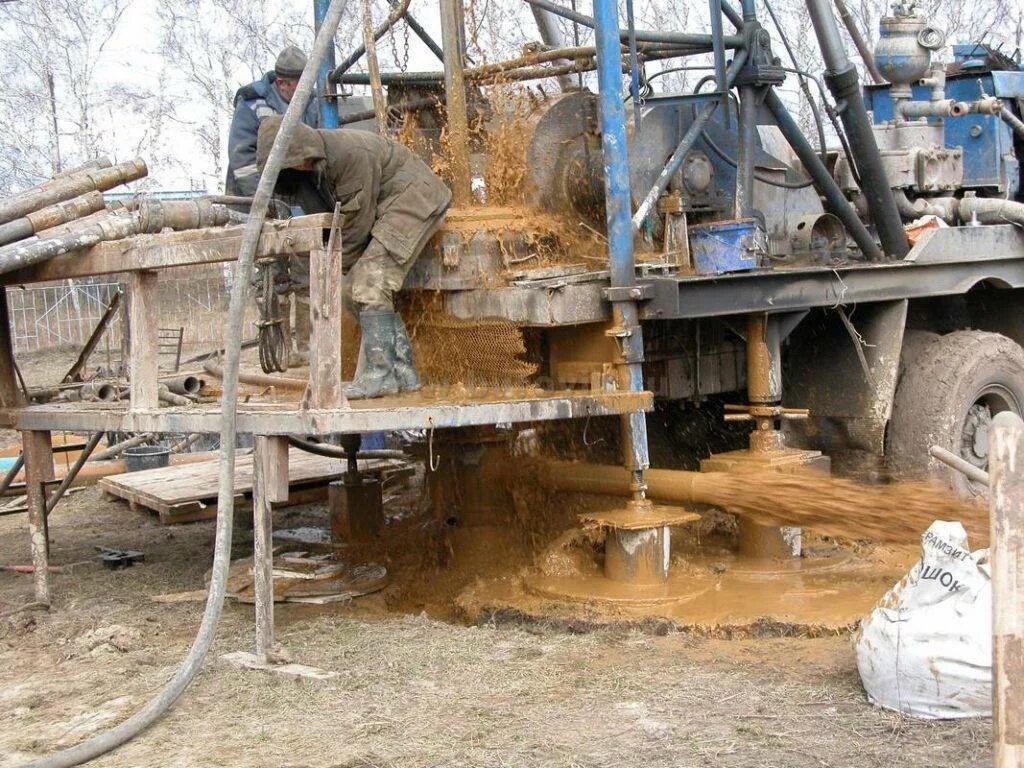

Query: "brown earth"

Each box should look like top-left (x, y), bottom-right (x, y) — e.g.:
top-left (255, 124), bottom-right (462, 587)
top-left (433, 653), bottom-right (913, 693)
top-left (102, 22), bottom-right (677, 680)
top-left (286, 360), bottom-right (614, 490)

top-left (0, 471), bottom-right (992, 768)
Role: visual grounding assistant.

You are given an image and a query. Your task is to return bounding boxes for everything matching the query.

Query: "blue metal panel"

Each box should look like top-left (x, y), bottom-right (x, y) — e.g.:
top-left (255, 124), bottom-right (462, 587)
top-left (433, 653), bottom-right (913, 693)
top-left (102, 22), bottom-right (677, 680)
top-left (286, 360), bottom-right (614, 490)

top-left (313, 0), bottom-right (340, 129)
top-left (865, 73), bottom-right (1018, 196)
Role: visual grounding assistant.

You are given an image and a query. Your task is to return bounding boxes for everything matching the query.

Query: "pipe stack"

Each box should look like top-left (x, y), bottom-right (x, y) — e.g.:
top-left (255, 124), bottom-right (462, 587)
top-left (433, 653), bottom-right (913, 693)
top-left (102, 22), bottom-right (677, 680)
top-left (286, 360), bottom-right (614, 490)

top-left (0, 158), bottom-right (236, 277)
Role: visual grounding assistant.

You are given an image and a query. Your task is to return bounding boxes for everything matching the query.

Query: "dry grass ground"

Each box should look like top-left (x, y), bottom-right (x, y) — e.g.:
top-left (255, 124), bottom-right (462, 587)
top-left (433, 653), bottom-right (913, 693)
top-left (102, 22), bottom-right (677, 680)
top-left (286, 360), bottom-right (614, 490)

top-left (0, 486), bottom-right (991, 768)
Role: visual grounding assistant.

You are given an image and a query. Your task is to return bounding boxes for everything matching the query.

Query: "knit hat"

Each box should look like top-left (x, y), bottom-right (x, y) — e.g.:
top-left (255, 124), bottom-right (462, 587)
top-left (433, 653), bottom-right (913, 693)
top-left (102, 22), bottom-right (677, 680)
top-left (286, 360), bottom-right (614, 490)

top-left (274, 46), bottom-right (307, 79)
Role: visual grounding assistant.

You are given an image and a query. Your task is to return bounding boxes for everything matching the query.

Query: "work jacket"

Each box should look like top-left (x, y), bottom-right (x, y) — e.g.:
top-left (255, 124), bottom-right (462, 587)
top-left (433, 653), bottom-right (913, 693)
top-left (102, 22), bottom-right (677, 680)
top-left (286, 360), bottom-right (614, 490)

top-left (256, 120), bottom-right (452, 268)
top-left (224, 73), bottom-right (319, 196)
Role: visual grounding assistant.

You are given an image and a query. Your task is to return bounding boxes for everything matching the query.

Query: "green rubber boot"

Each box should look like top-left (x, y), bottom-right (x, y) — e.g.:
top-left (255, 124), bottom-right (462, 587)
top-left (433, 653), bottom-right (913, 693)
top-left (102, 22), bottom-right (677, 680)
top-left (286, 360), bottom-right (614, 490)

top-left (345, 311), bottom-right (403, 399)
top-left (392, 312), bottom-right (421, 393)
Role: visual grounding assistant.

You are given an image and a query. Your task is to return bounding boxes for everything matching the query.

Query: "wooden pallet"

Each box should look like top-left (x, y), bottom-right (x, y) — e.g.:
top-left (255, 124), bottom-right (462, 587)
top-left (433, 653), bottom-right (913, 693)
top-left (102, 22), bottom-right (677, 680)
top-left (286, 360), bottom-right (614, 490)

top-left (98, 449), bottom-right (399, 524)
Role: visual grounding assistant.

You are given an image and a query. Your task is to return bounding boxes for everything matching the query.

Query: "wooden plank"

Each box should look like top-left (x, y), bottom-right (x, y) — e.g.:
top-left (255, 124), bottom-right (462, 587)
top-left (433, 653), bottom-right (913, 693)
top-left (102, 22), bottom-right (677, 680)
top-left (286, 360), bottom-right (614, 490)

top-left (127, 270), bottom-right (159, 410)
top-left (307, 247), bottom-right (347, 410)
top-left (259, 435), bottom-right (289, 503)
top-left (0, 215), bottom-right (330, 285)
top-left (252, 436), bottom-right (276, 662)
top-left (23, 430), bottom-right (54, 605)
top-left (14, 389), bottom-right (654, 435)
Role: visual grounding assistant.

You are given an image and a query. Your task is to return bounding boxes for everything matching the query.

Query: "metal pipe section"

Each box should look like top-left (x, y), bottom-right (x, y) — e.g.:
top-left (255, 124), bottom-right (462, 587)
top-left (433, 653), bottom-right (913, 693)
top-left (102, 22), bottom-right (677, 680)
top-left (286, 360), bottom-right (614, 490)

top-left (524, 0), bottom-right (744, 48)
top-left (440, 0), bottom-right (473, 206)
top-left (530, 4), bottom-right (575, 91)
top-left (989, 410), bottom-right (1024, 768)
top-left (0, 200), bottom-right (231, 277)
top-left (593, 0), bottom-right (649, 485)
top-left (51, 156), bottom-right (112, 181)
top-left (831, 0), bottom-right (884, 83)
top-left (633, 50), bottom-right (748, 229)
top-left (929, 445), bottom-right (990, 486)
top-left (1001, 106), bottom-right (1024, 141)
top-left (804, 0), bottom-right (908, 259)
top-left (0, 159), bottom-right (147, 227)
top-left (763, 89), bottom-right (884, 261)
top-left (0, 191), bottom-right (105, 247)
top-left (735, 86), bottom-right (758, 217)
top-left (314, 0), bottom-right (340, 128)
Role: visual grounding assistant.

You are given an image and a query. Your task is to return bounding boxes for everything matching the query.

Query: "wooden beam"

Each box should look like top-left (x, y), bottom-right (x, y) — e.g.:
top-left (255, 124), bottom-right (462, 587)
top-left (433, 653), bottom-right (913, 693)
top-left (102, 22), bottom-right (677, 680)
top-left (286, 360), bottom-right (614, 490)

top-left (259, 435), bottom-right (290, 503)
top-left (0, 216), bottom-right (329, 285)
top-left (307, 246), bottom-right (348, 410)
top-left (0, 289), bottom-right (24, 415)
top-left (127, 270), bottom-right (159, 411)
top-left (14, 389), bottom-right (654, 434)
top-left (23, 429), bottom-right (54, 605)
top-left (62, 290), bottom-right (122, 383)
top-left (252, 435), bottom-right (278, 664)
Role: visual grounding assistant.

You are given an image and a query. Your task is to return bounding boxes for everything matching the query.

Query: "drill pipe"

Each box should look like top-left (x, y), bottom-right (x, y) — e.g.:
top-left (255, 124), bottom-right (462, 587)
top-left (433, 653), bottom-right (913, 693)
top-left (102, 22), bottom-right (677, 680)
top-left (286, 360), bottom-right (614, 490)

top-left (542, 460), bottom-right (710, 505)
top-left (0, 158), bottom-right (147, 226)
top-left (0, 200), bottom-right (231, 277)
top-left (0, 191), bottom-right (105, 247)
top-left (51, 156), bottom-right (113, 181)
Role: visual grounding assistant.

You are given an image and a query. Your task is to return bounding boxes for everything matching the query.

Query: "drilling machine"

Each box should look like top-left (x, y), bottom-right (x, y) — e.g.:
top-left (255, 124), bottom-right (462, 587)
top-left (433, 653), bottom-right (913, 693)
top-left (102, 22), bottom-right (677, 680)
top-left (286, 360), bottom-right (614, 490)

top-left (321, 0), bottom-right (1024, 612)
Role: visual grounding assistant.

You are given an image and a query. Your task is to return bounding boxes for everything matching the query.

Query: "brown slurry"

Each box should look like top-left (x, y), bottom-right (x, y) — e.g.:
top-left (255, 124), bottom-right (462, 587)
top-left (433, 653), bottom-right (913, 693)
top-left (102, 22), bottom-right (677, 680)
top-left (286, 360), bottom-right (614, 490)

top-left (695, 470), bottom-right (988, 546)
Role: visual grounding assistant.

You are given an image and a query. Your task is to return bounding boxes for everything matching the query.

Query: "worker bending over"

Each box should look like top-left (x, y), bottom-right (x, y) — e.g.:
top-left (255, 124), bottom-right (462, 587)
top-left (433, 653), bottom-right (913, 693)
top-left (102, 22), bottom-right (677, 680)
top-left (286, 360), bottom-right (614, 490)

top-left (256, 115), bottom-right (451, 399)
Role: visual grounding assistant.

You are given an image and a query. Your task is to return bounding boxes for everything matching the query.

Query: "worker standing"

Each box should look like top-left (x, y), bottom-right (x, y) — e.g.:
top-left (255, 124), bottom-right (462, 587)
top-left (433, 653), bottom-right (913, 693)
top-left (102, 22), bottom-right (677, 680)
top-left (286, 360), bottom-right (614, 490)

top-left (224, 46), bottom-right (319, 196)
top-left (225, 45), bottom-right (319, 369)
top-left (255, 115), bottom-right (451, 399)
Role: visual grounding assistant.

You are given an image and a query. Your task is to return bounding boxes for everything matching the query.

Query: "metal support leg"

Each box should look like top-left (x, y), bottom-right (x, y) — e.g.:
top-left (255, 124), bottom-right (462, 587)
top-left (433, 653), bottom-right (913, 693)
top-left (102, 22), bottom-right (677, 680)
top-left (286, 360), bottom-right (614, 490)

top-left (23, 430), bottom-right (54, 605)
top-left (735, 86), bottom-right (758, 218)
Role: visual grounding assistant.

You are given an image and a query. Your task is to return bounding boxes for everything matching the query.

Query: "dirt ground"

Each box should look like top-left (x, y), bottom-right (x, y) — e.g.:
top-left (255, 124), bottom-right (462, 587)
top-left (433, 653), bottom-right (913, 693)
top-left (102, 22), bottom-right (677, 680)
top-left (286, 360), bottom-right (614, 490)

top-left (0, 476), bottom-right (992, 768)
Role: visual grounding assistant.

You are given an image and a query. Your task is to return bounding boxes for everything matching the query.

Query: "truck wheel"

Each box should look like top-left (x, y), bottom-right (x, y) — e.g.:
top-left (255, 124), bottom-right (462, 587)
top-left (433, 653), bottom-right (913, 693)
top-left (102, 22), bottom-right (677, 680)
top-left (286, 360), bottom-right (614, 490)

top-left (888, 330), bottom-right (1024, 498)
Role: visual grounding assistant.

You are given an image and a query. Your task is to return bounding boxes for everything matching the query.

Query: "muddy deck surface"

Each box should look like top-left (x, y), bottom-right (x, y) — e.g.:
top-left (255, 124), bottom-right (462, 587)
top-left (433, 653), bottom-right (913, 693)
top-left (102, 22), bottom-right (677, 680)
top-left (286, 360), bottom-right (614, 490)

top-left (0, 485), bottom-right (991, 768)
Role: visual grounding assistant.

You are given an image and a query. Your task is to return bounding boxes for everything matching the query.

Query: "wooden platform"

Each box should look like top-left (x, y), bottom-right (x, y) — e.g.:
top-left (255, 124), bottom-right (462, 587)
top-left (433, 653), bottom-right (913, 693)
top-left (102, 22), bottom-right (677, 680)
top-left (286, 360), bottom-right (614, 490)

top-left (98, 449), bottom-right (399, 524)
top-left (14, 387), bottom-right (652, 435)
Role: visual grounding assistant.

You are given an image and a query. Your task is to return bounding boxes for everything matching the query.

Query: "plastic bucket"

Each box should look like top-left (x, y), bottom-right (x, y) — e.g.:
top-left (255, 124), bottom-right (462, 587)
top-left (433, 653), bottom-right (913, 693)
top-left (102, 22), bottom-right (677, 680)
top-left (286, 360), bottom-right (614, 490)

top-left (688, 218), bottom-right (766, 275)
top-left (124, 445), bottom-right (171, 472)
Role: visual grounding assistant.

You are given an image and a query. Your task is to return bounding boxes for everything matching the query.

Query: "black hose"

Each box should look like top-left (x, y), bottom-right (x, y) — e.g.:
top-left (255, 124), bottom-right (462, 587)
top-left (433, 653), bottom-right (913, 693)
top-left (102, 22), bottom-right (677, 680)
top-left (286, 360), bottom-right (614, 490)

top-left (286, 435), bottom-right (405, 461)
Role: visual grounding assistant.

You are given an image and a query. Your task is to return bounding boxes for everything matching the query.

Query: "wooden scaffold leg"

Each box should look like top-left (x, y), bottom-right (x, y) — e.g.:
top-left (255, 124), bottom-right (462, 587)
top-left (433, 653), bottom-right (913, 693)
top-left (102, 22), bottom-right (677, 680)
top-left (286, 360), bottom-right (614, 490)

top-left (22, 430), bottom-right (54, 605)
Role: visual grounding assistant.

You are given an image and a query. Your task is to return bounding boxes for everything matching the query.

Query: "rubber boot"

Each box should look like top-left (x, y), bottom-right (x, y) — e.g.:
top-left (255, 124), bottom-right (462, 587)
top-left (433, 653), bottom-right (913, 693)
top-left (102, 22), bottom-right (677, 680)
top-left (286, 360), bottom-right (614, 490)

top-left (392, 312), bottom-right (421, 393)
top-left (345, 311), bottom-right (401, 399)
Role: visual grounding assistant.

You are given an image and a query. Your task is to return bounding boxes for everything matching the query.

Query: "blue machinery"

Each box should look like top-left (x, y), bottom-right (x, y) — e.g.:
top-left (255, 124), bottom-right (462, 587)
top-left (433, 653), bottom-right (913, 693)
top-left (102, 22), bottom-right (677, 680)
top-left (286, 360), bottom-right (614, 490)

top-left (314, 0), bottom-right (1024, 588)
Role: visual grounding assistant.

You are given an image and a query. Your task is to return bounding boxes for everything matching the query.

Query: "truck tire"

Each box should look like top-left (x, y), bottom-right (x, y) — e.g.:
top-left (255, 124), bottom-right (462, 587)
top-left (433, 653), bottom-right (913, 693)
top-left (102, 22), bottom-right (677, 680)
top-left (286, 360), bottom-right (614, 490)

top-left (888, 330), bottom-right (1024, 498)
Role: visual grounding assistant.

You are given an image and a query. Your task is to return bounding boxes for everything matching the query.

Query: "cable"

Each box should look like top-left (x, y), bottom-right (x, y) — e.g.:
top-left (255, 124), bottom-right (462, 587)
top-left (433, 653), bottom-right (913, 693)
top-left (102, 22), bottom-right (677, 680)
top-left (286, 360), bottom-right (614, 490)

top-left (18, 3), bottom-right (348, 766)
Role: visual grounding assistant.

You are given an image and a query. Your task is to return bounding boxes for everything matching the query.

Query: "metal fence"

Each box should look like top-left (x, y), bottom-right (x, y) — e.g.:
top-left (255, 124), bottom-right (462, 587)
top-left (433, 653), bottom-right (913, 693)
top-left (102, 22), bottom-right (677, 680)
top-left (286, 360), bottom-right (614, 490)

top-left (5, 264), bottom-right (250, 358)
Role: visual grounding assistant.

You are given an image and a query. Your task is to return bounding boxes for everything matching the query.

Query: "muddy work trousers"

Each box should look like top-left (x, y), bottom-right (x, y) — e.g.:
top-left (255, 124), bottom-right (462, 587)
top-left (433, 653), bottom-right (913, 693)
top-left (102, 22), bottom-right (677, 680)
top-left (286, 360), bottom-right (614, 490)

top-left (343, 207), bottom-right (446, 313)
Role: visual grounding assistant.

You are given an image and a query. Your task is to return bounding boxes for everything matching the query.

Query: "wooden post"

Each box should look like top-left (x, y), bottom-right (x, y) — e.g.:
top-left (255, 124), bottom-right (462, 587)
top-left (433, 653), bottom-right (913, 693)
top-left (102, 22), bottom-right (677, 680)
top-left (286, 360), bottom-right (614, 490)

top-left (0, 289), bottom-right (24, 416)
top-left (23, 430), bottom-right (54, 605)
top-left (252, 435), bottom-right (289, 664)
top-left (439, 0), bottom-right (472, 206)
top-left (990, 410), bottom-right (1024, 768)
top-left (127, 270), bottom-right (159, 410)
top-left (307, 247), bottom-right (347, 410)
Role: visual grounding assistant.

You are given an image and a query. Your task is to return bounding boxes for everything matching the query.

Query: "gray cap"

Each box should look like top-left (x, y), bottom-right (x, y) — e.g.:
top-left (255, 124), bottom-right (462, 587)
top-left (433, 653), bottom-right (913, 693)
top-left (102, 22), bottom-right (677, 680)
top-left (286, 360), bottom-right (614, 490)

top-left (275, 46), bottom-right (307, 79)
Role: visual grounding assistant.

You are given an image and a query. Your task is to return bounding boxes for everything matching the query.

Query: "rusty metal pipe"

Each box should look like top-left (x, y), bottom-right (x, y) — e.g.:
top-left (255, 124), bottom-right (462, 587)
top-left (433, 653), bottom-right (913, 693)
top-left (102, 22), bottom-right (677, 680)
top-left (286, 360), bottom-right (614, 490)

top-left (0, 200), bottom-right (231, 277)
top-left (201, 358), bottom-right (307, 390)
top-left (542, 460), bottom-right (708, 504)
top-left (0, 191), bottom-right (105, 247)
top-left (51, 156), bottom-right (112, 181)
top-left (0, 159), bottom-right (147, 226)
top-left (163, 375), bottom-right (204, 397)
